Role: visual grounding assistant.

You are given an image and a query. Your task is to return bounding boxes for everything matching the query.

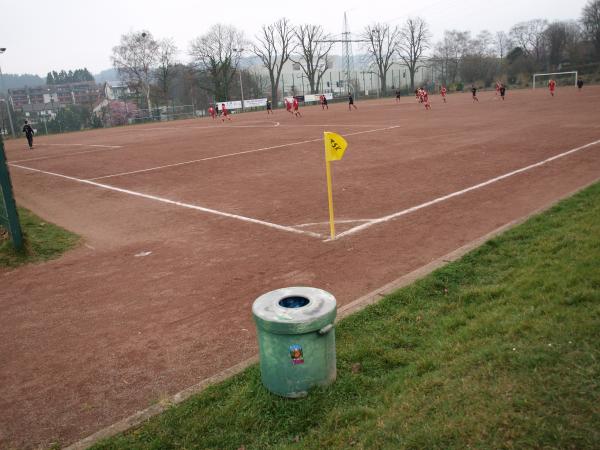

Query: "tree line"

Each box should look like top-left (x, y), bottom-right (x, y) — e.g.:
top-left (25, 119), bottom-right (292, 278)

top-left (8, 0), bottom-right (596, 135)
top-left (46, 68), bottom-right (95, 85)
top-left (109, 0), bottom-right (599, 113)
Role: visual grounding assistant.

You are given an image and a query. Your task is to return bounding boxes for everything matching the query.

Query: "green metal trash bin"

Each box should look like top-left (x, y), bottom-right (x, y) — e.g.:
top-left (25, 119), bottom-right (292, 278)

top-left (252, 287), bottom-right (337, 398)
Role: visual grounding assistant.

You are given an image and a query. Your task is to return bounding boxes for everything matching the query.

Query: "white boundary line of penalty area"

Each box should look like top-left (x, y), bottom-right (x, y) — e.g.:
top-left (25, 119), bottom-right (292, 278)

top-left (8, 163), bottom-right (322, 239)
top-left (43, 143), bottom-right (123, 148)
top-left (330, 138), bottom-right (600, 241)
top-left (89, 125), bottom-right (401, 181)
top-left (137, 122), bottom-right (281, 132)
top-left (11, 145), bottom-right (125, 163)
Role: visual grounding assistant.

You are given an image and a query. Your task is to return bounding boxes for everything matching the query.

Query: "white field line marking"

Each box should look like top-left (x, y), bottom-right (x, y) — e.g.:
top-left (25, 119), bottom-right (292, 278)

top-left (137, 122), bottom-right (281, 132)
top-left (43, 143), bottom-right (123, 148)
top-left (8, 164), bottom-right (323, 239)
top-left (192, 124), bottom-right (281, 129)
top-left (11, 145), bottom-right (125, 163)
top-left (293, 219), bottom-right (374, 228)
top-left (89, 125), bottom-right (401, 181)
top-left (277, 123), bottom-right (397, 128)
top-left (332, 138), bottom-right (600, 241)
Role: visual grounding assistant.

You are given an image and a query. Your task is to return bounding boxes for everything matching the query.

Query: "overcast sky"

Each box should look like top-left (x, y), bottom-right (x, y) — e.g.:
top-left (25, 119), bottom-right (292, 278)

top-left (0, 0), bottom-right (590, 76)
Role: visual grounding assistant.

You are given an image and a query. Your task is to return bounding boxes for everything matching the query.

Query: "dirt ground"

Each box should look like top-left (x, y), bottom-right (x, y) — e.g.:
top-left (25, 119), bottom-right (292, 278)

top-left (1, 86), bottom-right (600, 448)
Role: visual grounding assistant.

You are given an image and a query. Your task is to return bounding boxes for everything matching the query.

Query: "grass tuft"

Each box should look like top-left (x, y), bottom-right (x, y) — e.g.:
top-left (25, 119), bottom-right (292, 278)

top-left (0, 207), bottom-right (79, 268)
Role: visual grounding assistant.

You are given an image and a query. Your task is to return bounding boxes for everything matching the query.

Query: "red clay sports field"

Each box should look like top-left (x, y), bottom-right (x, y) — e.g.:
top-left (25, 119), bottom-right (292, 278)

top-left (2, 86), bottom-right (600, 448)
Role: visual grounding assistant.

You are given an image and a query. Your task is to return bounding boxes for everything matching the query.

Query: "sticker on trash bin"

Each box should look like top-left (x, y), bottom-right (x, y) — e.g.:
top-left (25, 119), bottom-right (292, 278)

top-left (289, 344), bottom-right (304, 365)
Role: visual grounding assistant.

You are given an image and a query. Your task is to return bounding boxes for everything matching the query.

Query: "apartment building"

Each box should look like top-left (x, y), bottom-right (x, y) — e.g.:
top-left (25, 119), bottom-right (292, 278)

top-left (8, 81), bottom-right (100, 112)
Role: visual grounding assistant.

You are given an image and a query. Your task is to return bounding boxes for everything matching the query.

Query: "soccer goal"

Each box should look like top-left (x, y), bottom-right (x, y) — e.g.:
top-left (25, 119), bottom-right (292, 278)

top-left (533, 71), bottom-right (578, 89)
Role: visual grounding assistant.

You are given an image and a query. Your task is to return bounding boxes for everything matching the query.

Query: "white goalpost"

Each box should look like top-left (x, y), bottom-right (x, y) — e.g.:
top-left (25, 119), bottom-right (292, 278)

top-left (533, 71), bottom-right (578, 89)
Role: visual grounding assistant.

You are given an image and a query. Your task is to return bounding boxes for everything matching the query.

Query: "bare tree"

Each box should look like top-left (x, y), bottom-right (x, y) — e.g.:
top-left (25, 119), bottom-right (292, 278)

top-left (397, 17), bottom-right (431, 90)
top-left (544, 21), bottom-right (581, 68)
top-left (433, 30), bottom-right (469, 85)
top-left (189, 24), bottom-right (245, 101)
top-left (252, 18), bottom-right (297, 106)
top-left (509, 19), bottom-right (549, 65)
top-left (362, 23), bottom-right (401, 95)
top-left (461, 31), bottom-right (501, 85)
top-left (290, 24), bottom-right (334, 94)
top-left (432, 43), bottom-right (450, 86)
top-left (563, 22), bottom-right (585, 63)
top-left (582, 0), bottom-right (600, 58)
top-left (471, 30), bottom-right (495, 55)
top-left (494, 31), bottom-right (512, 61)
top-left (111, 30), bottom-right (159, 111)
top-left (156, 38), bottom-right (178, 105)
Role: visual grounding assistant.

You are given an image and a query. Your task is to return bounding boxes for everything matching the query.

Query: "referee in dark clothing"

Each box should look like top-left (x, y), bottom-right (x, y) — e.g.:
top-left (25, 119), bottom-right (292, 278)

top-left (22, 120), bottom-right (34, 149)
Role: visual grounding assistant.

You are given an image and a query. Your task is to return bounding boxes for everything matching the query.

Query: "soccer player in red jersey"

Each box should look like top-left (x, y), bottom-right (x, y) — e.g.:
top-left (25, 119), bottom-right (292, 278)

top-left (293, 97), bottom-right (302, 117)
top-left (221, 103), bottom-right (232, 122)
top-left (208, 105), bottom-right (216, 120)
top-left (422, 89), bottom-right (432, 110)
top-left (549, 79), bottom-right (556, 97)
top-left (284, 98), bottom-right (293, 114)
top-left (320, 95), bottom-right (329, 110)
top-left (440, 86), bottom-right (447, 103)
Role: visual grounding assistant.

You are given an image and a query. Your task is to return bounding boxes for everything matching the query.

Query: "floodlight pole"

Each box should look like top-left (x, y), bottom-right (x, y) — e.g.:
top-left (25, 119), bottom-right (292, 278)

top-left (233, 48), bottom-right (245, 111)
top-left (0, 48), bottom-right (16, 138)
top-left (297, 73), bottom-right (305, 96)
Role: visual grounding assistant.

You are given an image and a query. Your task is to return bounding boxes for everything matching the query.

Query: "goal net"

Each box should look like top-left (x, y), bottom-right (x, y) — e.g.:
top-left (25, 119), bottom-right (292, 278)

top-left (533, 71), bottom-right (578, 89)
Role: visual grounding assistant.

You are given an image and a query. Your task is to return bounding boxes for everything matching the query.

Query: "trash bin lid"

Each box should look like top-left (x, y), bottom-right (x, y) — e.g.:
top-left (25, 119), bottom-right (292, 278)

top-left (252, 287), bottom-right (337, 335)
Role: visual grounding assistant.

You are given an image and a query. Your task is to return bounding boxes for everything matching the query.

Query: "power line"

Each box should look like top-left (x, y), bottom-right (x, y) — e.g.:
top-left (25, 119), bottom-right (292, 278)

top-left (316, 12), bottom-right (372, 94)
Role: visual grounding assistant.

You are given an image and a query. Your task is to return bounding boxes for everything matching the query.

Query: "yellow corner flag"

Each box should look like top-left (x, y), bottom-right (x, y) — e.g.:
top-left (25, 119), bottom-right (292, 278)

top-left (323, 131), bottom-right (348, 240)
top-left (324, 131), bottom-right (348, 161)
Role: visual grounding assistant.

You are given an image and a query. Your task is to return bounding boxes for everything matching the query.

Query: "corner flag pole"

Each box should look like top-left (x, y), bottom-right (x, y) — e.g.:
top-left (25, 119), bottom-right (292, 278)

top-left (323, 131), bottom-right (348, 240)
top-left (325, 155), bottom-right (336, 239)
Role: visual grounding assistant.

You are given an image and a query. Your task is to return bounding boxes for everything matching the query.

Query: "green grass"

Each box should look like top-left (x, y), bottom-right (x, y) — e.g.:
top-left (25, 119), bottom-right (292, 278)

top-left (93, 183), bottom-right (600, 450)
top-left (0, 207), bottom-right (79, 267)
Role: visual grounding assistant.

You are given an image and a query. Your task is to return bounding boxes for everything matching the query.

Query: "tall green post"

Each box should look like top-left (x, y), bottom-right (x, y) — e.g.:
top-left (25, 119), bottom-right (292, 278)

top-left (0, 134), bottom-right (23, 250)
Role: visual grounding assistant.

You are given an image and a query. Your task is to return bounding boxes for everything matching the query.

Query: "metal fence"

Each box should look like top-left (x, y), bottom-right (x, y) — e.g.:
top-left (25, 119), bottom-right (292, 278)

top-left (128, 104), bottom-right (199, 124)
